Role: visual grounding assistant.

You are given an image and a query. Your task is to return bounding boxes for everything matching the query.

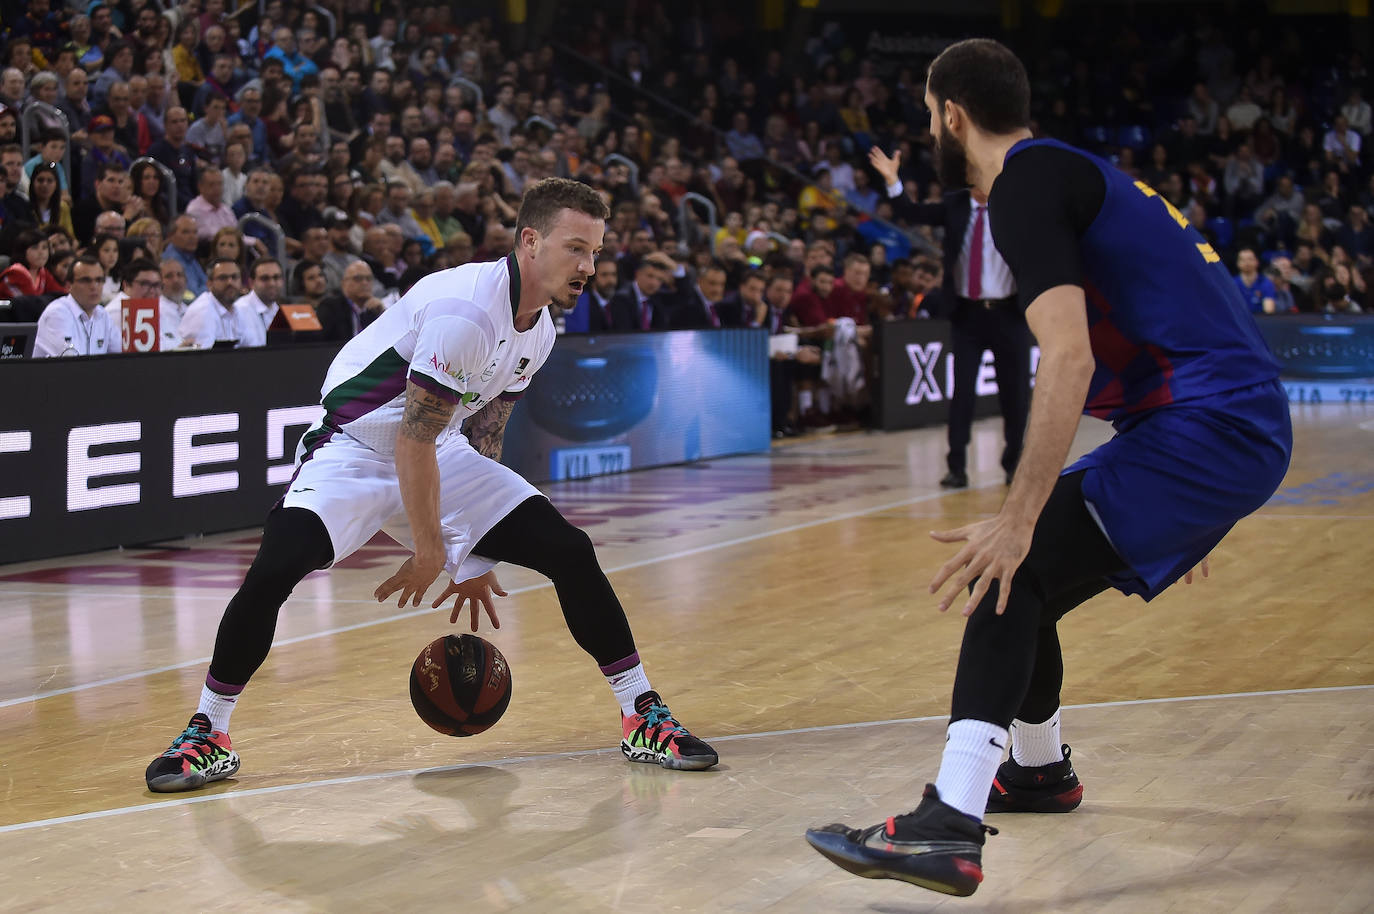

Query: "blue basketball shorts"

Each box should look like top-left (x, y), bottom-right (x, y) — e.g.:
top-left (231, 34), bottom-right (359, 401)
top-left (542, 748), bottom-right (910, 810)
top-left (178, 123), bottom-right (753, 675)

top-left (1066, 379), bottom-right (1292, 600)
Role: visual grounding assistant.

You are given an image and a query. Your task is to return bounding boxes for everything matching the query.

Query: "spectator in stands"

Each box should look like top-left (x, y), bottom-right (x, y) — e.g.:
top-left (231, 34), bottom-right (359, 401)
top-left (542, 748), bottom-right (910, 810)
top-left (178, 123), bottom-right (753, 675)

top-left (1233, 248), bottom-right (1278, 314)
top-left (186, 167), bottom-right (238, 243)
top-left (24, 130), bottom-right (69, 196)
top-left (611, 252), bottom-right (675, 331)
top-left (72, 163), bottom-right (134, 245)
top-left (136, 73), bottom-right (168, 150)
top-left (81, 115), bottom-right (133, 195)
top-left (1266, 257), bottom-right (1300, 314)
top-left (1256, 174), bottom-right (1304, 246)
top-left (294, 260), bottom-right (328, 304)
top-left (1297, 203), bottom-right (1335, 260)
top-left (92, 40), bottom-right (135, 108)
top-left (1223, 142), bottom-right (1264, 218)
top-left (210, 227), bottom-right (248, 275)
top-left (178, 258), bottom-right (246, 350)
top-left (319, 210), bottom-right (358, 293)
top-left (1, 229), bottom-right (66, 297)
top-left (1188, 82), bottom-right (1219, 134)
top-left (193, 55), bottom-right (237, 117)
top-left (1336, 205), bottom-right (1373, 262)
top-left (172, 20), bottom-right (206, 87)
top-left (231, 257), bottom-right (284, 347)
top-left (0, 143), bottom-right (35, 234)
top-left (376, 180), bottom-right (424, 240)
top-left (27, 162), bottom-right (73, 238)
top-left (147, 107), bottom-right (197, 211)
top-left (187, 94), bottom-right (229, 164)
top-left (160, 256), bottom-right (193, 327)
top-left (228, 81), bottom-right (269, 165)
top-left (1324, 114), bottom-right (1362, 169)
top-left (315, 259), bottom-right (384, 341)
top-left (1225, 86), bottom-right (1262, 132)
top-left (32, 255), bottom-right (116, 357)
top-left (1342, 87), bottom-right (1372, 137)
top-left (165, 214), bottom-right (208, 297)
top-left (277, 168), bottom-right (325, 244)
top-left (127, 218), bottom-right (163, 259)
top-left (1320, 263), bottom-right (1363, 314)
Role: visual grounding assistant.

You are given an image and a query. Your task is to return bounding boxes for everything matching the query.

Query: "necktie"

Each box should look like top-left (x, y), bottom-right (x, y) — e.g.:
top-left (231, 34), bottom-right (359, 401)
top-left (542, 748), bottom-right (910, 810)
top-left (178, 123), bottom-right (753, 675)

top-left (640, 299), bottom-right (651, 330)
top-left (967, 204), bottom-right (985, 300)
top-left (708, 301), bottom-right (720, 328)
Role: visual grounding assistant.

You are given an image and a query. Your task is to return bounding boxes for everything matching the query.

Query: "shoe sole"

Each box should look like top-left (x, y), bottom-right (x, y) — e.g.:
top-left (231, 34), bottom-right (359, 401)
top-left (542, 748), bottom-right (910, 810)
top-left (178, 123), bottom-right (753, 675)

top-left (620, 741), bottom-right (718, 771)
top-left (803, 830), bottom-right (980, 897)
top-left (986, 782), bottom-right (1083, 813)
top-left (146, 752), bottom-right (241, 793)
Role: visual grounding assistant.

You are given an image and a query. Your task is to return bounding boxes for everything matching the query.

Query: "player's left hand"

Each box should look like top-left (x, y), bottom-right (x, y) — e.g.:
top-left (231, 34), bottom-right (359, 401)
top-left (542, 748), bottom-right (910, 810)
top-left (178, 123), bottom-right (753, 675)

top-left (431, 570), bottom-right (507, 631)
top-left (928, 513), bottom-right (1036, 616)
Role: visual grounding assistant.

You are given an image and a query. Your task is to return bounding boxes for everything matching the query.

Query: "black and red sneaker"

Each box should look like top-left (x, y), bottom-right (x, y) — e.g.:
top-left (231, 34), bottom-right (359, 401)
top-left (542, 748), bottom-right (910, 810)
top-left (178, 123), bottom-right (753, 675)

top-left (987, 743), bottom-right (1083, 813)
top-left (804, 784), bottom-right (997, 897)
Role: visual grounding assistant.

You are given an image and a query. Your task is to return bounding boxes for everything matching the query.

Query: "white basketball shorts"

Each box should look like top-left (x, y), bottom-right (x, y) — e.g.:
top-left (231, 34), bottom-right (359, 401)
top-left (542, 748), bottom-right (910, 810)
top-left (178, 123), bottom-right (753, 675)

top-left (279, 431), bottom-right (540, 582)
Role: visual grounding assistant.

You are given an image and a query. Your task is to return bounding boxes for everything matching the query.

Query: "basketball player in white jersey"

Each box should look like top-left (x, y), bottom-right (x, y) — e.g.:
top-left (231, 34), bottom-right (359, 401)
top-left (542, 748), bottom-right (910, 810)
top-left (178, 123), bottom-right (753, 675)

top-left (146, 179), bottom-right (719, 792)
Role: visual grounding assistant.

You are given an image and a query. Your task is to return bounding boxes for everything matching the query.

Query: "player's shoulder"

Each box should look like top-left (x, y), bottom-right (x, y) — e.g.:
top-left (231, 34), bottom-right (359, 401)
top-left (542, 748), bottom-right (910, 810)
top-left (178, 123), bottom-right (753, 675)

top-left (998, 140), bottom-right (1099, 191)
top-left (410, 260), bottom-right (510, 327)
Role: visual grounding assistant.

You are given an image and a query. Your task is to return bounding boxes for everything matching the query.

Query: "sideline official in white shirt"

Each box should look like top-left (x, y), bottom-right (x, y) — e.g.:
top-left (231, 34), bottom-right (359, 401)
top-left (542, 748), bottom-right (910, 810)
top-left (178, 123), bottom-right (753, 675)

top-left (232, 259), bottom-right (285, 348)
top-left (33, 256), bottom-right (118, 357)
top-left (178, 258), bottom-right (248, 349)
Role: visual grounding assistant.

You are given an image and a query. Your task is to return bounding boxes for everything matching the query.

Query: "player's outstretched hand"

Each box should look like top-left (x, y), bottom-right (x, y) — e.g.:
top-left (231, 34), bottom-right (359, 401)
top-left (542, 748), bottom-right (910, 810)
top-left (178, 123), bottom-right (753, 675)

top-left (431, 570), bottom-right (507, 631)
top-left (928, 513), bottom-right (1036, 616)
top-left (374, 554), bottom-right (446, 608)
top-left (1183, 555), bottom-right (1211, 584)
top-left (868, 146), bottom-right (901, 189)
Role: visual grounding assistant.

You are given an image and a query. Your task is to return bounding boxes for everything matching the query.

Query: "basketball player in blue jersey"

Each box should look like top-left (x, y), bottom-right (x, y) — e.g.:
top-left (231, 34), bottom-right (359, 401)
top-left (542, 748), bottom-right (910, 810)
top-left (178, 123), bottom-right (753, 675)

top-left (806, 39), bottom-right (1291, 897)
top-left (144, 179), bottom-right (718, 793)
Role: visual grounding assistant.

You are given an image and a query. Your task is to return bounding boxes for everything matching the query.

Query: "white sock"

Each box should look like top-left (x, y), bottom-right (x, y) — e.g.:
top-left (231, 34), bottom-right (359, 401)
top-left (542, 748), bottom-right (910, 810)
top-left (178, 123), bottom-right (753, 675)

top-left (934, 719), bottom-right (1008, 820)
top-left (603, 660), bottom-right (652, 717)
top-left (198, 683), bottom-right (239, 733)
top-left (798, 389), bottom-right (814, 413)
top-left (1011, 710), bottom-right (1064, 766)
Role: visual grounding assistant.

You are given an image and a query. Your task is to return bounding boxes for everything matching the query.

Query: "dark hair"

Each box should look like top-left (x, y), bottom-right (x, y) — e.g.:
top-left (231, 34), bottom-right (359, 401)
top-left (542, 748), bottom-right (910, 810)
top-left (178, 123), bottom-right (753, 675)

top-left (926, 38), bottom-right (1030, 134)
top-left (810, 264), bottom-right (835, 280)
top-left (251, 257), bottom-right (282, 280)
top-left (515, 177), bottom-right (609, 239)
top-left (38, 128), bottom-right (67, 147)
top-left (11, 228), bottom-right (45, 263)
top-left (122, 257), bottom-right (158, 283)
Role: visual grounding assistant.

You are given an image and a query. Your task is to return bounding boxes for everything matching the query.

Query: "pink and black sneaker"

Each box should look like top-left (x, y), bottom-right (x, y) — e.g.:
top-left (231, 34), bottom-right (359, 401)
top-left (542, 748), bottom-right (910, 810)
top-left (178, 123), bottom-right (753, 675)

top-left (145, 713), bottom-right (240, 793)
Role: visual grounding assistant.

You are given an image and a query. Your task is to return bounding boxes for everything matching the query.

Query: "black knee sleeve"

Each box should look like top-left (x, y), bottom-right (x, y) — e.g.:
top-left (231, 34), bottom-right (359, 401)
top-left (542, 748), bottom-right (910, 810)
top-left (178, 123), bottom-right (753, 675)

top-left (208, 507), bottom-right (333, 687)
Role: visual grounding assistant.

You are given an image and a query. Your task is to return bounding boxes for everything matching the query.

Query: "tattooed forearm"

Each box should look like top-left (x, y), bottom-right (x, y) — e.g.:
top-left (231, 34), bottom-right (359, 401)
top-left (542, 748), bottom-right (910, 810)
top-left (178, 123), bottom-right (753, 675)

top-left (463, 397), bottom-right (518, 460)
top-left (399, 380), bottom-right (458, 443)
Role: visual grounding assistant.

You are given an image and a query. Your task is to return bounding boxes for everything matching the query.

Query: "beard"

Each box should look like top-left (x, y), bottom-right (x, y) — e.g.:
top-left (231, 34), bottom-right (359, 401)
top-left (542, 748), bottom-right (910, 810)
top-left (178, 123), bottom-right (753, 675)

top-left (933, 128), bottom-right (969, 188)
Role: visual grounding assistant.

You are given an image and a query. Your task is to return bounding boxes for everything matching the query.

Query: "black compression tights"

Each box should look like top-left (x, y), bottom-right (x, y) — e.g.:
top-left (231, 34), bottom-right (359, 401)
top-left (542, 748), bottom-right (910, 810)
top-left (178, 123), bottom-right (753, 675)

top-left (949, 471), bottom-right (1127, 728)
top-left (208, 497), bottom-right (637, 688)
top-left (471, 495), bottom-right (637, 668)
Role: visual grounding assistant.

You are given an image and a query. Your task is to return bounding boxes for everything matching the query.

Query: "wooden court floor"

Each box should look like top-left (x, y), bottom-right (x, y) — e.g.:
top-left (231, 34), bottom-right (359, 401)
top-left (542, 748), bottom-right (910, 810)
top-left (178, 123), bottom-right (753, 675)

top-left (1, 407), bottom-right (1371, 912)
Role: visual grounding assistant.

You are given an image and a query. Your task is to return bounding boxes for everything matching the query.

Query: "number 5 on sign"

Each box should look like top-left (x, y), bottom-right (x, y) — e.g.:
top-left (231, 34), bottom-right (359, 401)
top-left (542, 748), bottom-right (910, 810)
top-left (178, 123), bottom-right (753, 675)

top-left (121, 297), bottom-right (161, 352)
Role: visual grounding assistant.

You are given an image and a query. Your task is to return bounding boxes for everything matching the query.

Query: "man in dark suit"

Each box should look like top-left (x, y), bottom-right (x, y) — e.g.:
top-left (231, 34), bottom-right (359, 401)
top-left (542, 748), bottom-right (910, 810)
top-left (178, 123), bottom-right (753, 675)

top-left (610, 252), bottom-right (675, 331)
top-left (672, 261), bottom-right (728, 330)
top-left (314, 260), bottom-right (384, 341)
top-left (717, 270), bottom-right (767, 328)
top-left (564, 258), bottom-right (618, 333)
top-left (871, 147), bottom-right (1030, 488)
